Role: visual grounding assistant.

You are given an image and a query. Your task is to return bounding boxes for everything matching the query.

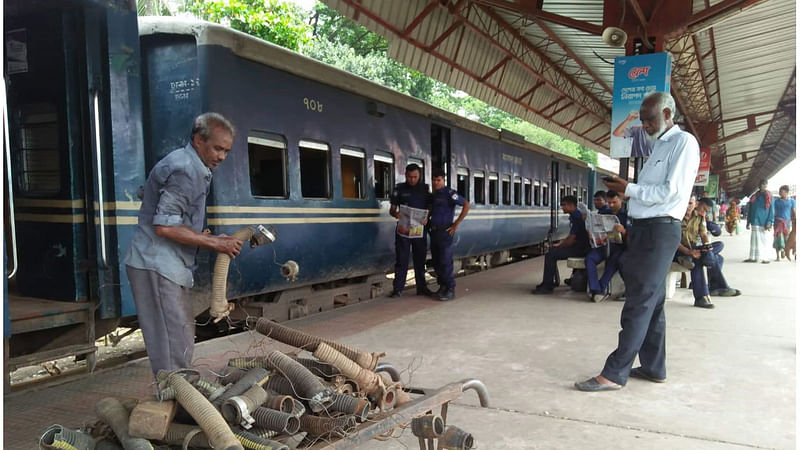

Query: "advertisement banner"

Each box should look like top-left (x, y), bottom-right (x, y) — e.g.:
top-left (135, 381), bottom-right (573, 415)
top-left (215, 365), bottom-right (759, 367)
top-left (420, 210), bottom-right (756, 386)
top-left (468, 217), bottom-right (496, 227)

top-left (611, 52), bottom-right (672, 159)
top-left (695, 148), bottom-right (711, 185)
top-left (706, 174), bottom-right (719, 197)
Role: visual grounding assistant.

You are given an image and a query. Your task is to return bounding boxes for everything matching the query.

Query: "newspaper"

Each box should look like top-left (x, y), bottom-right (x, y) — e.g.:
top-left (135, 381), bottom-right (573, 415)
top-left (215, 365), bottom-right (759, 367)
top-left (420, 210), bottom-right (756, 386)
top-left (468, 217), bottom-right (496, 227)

top-left (586, 212), bottom-right (623, 248)
top-left (396, 205), bottom-right (427, 238)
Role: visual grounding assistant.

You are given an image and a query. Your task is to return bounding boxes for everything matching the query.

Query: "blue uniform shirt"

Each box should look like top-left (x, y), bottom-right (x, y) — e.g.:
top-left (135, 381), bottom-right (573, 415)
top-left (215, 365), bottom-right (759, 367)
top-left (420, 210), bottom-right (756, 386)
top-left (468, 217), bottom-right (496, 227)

top-left (390, 182), bottom-right (431, 210)
top-left (597, 204), bottom-right (612, 214)
top-left (430, 188), bottom-right (466, 227)
top-left (125, 144), bottom-right (212, 287)
top-left (569, 209), bottom-right (590, 250)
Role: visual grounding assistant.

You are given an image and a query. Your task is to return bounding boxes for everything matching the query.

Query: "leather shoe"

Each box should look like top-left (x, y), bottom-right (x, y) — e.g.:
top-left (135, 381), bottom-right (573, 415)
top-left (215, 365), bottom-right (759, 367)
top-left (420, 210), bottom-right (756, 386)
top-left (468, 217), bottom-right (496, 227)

top-left (694, 295), bottom-right (715, 309)
top-left (743, 258), bottom-right (757, 263)
top-left (629, 367), bottom-right (666, 383)
top-left (710, 288), bottom-right (741, 297)
top-left (388, 290), bottom-right (402, 298)
top-left (532, 286), bottom-right (553, 295)
top-left (574, 377), bottom-right (621, 392)
top-left (417, 286), bottom-right (435, 296)
top-left (564, 277), bottom-right (572, 286)
top-left (436, 289), bottom-right (455, 301)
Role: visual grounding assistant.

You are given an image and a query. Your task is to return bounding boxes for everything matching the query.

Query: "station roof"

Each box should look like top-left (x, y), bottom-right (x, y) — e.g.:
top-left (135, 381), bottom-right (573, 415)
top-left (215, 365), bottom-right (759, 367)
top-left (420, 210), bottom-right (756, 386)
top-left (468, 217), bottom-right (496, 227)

top-left (320, 0), bottom-right (795, 197)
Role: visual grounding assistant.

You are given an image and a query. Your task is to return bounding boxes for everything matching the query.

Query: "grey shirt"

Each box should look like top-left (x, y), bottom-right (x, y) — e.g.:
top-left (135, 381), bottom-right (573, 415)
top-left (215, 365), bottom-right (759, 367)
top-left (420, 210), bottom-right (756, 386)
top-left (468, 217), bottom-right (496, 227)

top-left (125, 144), bottom-right (212, 287)
top-left (624, 126), bottom-right (653, 158)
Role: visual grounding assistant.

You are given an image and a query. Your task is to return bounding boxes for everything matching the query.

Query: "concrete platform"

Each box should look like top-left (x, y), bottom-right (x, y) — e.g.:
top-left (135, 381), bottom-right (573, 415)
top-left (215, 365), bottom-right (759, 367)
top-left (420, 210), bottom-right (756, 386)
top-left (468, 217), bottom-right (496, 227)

top-left (3, 226), bottom-right (796, 449)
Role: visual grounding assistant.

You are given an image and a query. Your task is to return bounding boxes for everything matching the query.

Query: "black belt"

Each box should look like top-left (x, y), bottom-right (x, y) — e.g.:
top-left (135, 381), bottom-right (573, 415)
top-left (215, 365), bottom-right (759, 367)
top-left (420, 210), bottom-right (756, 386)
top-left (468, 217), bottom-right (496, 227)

top-left (631, 216), bottom-right (679, 225)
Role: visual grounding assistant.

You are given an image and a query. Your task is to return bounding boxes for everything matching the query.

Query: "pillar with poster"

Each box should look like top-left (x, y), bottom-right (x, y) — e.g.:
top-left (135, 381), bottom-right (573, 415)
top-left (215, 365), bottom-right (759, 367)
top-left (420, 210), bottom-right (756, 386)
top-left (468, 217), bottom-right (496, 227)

top-left (610, 52), bottom-right (672, 159)
top-left (695, 148), bottom-right (712, 186)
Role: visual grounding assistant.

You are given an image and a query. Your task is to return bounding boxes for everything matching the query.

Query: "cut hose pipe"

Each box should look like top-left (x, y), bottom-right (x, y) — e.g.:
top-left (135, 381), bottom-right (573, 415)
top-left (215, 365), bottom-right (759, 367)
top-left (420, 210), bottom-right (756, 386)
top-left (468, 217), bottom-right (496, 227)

top-left (222, 385), bottom-right (269, 428)
top-left (233, 429), bottom-right (288, 450)
top-left (194, 378), bottom-right (229, 403)
top-left (264, 392), bottom-right (294, 413)
top-left (313, 342), bottom-right (381, 396)
top-left (211, 225), bottom-right (276, 323)
top-left (441, 425), bottom-right (475, 450)
top-left (263, 375), bottom-right (294, 396)
top-left (213, 368), bottom-right (269, 407)
top-left (328, 393), bottom-right (370, 423)
top-left (292, 357), bottom-right (341, 378)
top-left (298, 415), bottom-right (357, 438)
top-left (411, 415), bottom-right (444, 439)
top-left (161, 423), bottom-right (211, 448)
top-left (265, 351), bottom-right (332, 413)
top-left (375, 363), bottom-right (401, 382)
top-left (251, 407), bottom-right (301, 434)
top-left (250, 319), bottom-right (383, 370)
top-left (162, 372), bottom-right (243, 450)
top-left (39, 424), bottom-right (95, 450)
top-left (228, 356), bottom-right (269, 369)
top-left (94, 398), bottom-right (154, 450)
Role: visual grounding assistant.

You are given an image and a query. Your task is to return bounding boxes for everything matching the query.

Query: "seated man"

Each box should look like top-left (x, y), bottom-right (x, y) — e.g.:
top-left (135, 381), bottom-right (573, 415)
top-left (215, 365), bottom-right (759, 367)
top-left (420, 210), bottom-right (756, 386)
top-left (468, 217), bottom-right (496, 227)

top-left (585, 190), bottom-right (628, 302)
top-left (593, 190), bottom-right (612, 214)
top-left (695, 198), bottom-right (741, 297)
top-left (533, 195), bottom-right (590, 294)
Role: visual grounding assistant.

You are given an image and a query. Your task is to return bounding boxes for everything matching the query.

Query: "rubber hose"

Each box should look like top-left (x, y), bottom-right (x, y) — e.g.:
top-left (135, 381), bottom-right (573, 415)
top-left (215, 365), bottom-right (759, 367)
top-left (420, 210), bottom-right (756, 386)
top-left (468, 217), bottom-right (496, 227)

top-left (219, 367), bottom-right (250, 384)
top-left (156, 386), bottom-right (176, 401)
top-left (94, 398), bottom-right (153, 450)
top-left (441, 425), bottom-right (475, 450)
top-left (232, 429), bottom-right (288, 450)
top-left (222, 385), bottom-right (269, 424)
top-left (95, 439), bottom-right (123, 450)
top-left (264, 392), bottom-right (294, 413)
top-left (160, 423), bottom-right (211, 448)
top-left (313, 342), bottom-right (380, 395)
top-left (214, 368), bottom-right (269, 407)
top-left (298, 415), bottom-right (357, 438)
top-left (411, 415), bottom-right (444, 439)
top-left (247, 427), bottom-right (277, 440)
top-left (211, 226), bottom-right (256, 322)
top-left (250, 407), bottom-right (301, 434)
top-left (39, 424), bottom-right (95, 450)
top-left (228, 356), bottom-right (269, 369)
top-left (328, 393), bottom-right (370, 423)
top-left (265, 351), bottom-right (331, 412)
top-left (194, 378), bottom-right (228, 402)
top-left (165, 372), bottom-right (243, 450)
top-left (251, 319), bottom-right (381, 370)
top-left (292, 357), bottom-right (341, 378)
top-left (263, 375), bottom-right (294, 396)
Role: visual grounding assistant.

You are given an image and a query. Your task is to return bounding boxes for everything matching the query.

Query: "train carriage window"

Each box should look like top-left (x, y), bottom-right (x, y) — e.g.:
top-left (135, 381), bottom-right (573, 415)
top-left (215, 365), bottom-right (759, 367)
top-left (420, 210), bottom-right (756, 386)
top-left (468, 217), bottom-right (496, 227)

top-left (523, 178), bottom-right (532, 206)
top-left (248, 133), bottom-right (287, 198)
top-left (489, 173), bottom-right (499, 205)
top-left (407, 157), bottom-right (425, 182)
top-left (572, 187), bottom-right (578, 198)
top-left (299, 139), bottom-right (331, 199)
top-left (560, 186), bottom-right (566, 201)
top-left (514, 176), bottom-right (522, 206)
top-left (542, 183), bottom-right (549, 206)
top-left (340, 147), bottom-right (366, 199)
top-left (374, 152), bottom-right (394, 199)
top-left (533, 180), bottom-right (541, 206)
top-left (15, 104), bottom-right (61, 195)
top-left (502, 175), bottom-right (511, 205)
top-left (582, 189), bottom-right (588, 204)
top-left (457, 167), bottom-right (470, 201)
top-left (474, 170), bottom-right (485, 204)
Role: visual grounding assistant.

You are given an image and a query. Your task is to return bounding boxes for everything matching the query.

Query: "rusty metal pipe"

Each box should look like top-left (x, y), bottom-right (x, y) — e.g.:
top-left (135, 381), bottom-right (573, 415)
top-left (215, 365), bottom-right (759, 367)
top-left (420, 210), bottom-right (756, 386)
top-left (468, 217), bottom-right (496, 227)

top-left (411, 414), bottom-right (444, 439)
top-left (461, 379), bottom-right (491, 407)
top-left (441, 425), bottom-right (474, 450)
top-left (264, 392), bottom-right (294, 413)
top-left (298, 415), bottom-right (357, 438)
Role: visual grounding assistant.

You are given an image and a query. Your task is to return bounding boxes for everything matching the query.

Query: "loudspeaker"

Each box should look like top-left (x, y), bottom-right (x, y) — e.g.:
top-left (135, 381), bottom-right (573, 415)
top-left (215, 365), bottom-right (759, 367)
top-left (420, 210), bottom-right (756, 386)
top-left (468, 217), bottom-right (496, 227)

top-left (602, 27), bottom-right (628, 47)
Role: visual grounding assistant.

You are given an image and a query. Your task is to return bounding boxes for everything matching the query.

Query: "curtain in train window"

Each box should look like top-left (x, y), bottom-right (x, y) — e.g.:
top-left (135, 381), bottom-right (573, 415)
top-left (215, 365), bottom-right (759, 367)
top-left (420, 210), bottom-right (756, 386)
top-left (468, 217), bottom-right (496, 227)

top-left (457, 167), bottom-right (469, 201)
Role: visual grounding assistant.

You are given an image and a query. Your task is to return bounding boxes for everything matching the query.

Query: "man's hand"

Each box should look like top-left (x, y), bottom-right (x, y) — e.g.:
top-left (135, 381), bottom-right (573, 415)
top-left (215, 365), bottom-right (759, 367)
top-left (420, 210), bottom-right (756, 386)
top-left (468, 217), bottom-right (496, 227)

top-left (765, 224), bottom-right (772, 231)
top-left (627, 111), bottom-right (639, 121)
top-left (421, 217), bottom-right (428, 226)
top-left (446, 223), bottom-right (458, 236)
top-left (215, 236), bottom-right (243, 258)
top-left (603, 176), bottom-right (628, 195)
top-left (612, 223), bottom-right (625, 233)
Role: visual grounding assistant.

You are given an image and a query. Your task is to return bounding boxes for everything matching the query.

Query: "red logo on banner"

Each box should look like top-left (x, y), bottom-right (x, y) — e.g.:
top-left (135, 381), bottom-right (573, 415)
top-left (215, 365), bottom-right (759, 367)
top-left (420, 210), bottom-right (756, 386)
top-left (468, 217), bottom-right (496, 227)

top-left (695, 148), bottom-right (711, 185)
top-left (628, 66), bottom-right (651, 80)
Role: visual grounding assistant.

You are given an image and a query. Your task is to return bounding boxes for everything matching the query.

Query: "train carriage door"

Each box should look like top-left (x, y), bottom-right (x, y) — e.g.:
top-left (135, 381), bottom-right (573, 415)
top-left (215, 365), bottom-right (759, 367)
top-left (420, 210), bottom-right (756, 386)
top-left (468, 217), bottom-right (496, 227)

top-left (431, 124), bottom-right (451, 185)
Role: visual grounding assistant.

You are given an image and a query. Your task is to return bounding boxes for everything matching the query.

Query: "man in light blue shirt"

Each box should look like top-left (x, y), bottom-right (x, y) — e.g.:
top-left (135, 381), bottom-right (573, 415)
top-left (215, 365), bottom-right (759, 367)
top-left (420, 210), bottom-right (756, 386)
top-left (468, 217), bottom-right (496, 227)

top-left (575, 92), bottom-right (699, 391)
top-left (125, 112), bottom-right (243, 376)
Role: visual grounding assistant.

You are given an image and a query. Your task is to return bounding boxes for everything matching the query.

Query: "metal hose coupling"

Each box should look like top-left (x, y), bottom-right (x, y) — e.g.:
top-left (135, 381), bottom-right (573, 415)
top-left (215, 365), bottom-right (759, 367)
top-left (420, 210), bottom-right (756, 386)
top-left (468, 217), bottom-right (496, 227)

top-left (411, 415), bottom-right (444, 439)
top-left (265, 351), bottom-right (333, 413)
top-left (441, 425), bottom-right (475, 450)
top-left (250, 318), bottom-right (383, 370)
top-left (39, 424), bottom-right (95, 450)
top-left (211, 225), bottom-right (277, 323)
top-left (221, 385), bottom-right (269, 428)
top-left (263, 392), bottom-right (295, 413)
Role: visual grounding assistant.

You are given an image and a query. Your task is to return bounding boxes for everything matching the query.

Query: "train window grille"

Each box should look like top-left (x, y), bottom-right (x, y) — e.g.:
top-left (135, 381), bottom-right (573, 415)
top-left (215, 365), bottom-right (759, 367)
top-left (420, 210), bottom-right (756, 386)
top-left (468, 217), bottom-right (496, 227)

top-left (299, 140), bottom-right (331, 199)
top-left (514, 176), bottom-right (522, 206)
top-left (340, 147), bottom-right (366, 199)
top-left (14, 103), bottom-right (61, 195)
top-left (457, 167), bottom-right (469, 201)
top-left (501, 175), bottom-right (511, 205)
top-left (248, 133), bottom-right (287, 198)
top-left (407, 157), bottom-right (425, 182)
top-left (474, 170), bottom-right (485, 204)
top-left (523, 178), bottom-right (532, 206)
top-left (583, 189), bottom-right (588, 204)
top-left (488, 173), bottom-right (499, 205)
top-left (572, 187), bottom-right (578, 199)
top-left (374, 152), bottom-right (394, 199)
top-left (542, 183), bottom-right (549, 206)
top-left (534, 180), bottom-right (541, 206)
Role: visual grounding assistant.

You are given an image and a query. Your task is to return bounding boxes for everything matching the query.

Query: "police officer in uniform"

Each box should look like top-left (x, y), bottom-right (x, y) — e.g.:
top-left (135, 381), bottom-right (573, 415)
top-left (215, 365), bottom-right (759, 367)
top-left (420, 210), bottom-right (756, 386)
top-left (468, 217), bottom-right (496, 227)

top-left (389, 164), bottom-right (433, 297)
top-left (428, 169), bottom-right (471, 301)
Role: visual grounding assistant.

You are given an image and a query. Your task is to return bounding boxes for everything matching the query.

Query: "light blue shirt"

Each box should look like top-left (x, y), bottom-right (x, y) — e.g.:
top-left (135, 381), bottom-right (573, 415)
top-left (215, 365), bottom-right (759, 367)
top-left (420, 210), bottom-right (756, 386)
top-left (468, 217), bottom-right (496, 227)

top-left (125, 144), bottom-right (212, 287)
top-left (625, 125), bottom-right (700, 220)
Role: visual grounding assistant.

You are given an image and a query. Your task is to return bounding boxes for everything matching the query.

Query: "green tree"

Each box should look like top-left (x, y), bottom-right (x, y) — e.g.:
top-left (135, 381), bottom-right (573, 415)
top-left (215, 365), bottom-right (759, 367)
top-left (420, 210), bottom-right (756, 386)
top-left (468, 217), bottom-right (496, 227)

top-left (181, 0), bottom-right (311, 51)
top-left (309, 4), bottom-right (388, 56)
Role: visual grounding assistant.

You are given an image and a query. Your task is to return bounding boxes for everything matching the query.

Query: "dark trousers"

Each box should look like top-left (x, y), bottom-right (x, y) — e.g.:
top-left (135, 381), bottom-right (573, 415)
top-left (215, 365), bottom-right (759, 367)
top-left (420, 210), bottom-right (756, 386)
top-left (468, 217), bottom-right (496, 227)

top-left (541, 245), bottom-right (589, 288)
top-left (706, 241), bottom-right (729, 291)
top-left (601, 220), bottom-right (681, 385)
top-left (429, 228), bottom-right (455, 290)
top-left (394, 233), bottom-right (428, 293)
top-left (682, 241), bottom-right (730, 300)
top-left (585, 244), bottom-right (624, 293)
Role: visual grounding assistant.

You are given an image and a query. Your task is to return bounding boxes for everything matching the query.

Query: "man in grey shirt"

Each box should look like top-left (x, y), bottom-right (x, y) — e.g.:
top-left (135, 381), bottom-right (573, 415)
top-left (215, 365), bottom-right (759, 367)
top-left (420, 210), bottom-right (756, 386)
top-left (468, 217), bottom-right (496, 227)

top-left (125, 112), bottom-right (243, 376)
